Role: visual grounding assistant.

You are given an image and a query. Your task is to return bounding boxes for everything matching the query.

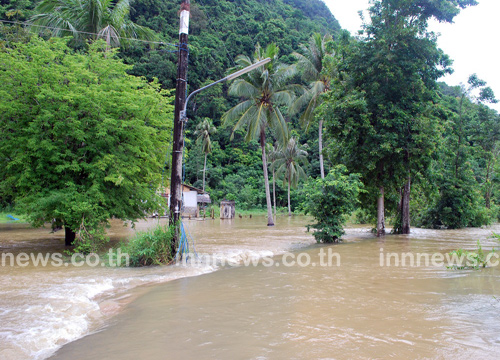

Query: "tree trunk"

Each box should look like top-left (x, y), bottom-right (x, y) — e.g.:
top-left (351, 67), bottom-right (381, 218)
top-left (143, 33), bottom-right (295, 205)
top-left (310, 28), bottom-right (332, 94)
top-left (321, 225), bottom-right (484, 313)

top-left (203, 153), bottom-right (207, 192)
top-left (65, 227), bottom-right (76, 246)
top-left (401, 175), bottom-right (411, 234)
top-left (273, 169), bottom-right (276, 218)
top-left (377, 186), bottom-right (385, 236)
top-left (485, 156), bottom-right (492, 209)
top-left (396, 187), bottom-right (402, 215)
top-left (319, 119), bottom-right (325, 179)
top-left (260, 131), bottom-right (274, 226)
top-left (288, 174), bottom-right (291, 216)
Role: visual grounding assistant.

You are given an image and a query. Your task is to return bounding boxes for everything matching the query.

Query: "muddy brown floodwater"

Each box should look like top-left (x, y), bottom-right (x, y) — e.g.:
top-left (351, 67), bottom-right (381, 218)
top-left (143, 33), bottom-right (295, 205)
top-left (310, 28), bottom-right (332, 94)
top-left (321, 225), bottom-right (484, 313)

top-left (1, 217), bottom-right (500, 359)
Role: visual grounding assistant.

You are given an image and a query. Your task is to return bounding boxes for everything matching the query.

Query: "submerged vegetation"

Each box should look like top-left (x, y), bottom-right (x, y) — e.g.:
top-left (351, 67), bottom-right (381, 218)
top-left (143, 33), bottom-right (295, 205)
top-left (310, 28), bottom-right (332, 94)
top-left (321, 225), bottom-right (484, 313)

top-left (303, 165), bottom-right (363, 243)
top-left (111, 223), bottom-right (175, 267)
top-left (447, 240), bottom-right (490, 270)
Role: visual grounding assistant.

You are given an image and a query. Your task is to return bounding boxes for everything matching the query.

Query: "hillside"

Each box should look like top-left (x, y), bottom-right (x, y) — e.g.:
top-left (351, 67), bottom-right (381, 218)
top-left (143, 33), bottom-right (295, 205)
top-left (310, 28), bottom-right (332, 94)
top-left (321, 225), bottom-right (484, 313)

top-left (120, 0), bottom-right (342, 207)
top-left (124, 0), bottom-right (341, 89)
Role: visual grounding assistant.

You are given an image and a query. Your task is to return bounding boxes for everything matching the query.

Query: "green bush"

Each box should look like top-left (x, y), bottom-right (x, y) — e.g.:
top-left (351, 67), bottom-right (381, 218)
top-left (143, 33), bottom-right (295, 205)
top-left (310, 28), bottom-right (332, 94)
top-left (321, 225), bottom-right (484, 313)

top-left (419, 178), bottom-right (493, 229)
top-left (447, 240), bottom-right (489, 270)
top-left (113, 223), bottom-right (175, 267)
top-left (303, 165), bottom-right (363, 243)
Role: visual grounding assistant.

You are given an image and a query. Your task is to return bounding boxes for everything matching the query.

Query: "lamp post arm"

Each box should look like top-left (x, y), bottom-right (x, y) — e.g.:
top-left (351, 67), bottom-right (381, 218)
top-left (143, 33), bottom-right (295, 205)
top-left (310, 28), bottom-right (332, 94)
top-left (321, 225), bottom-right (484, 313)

top-left (180, 57), bottom-right (271, 121)
top-left (180, 76), bottom-right (227, 121)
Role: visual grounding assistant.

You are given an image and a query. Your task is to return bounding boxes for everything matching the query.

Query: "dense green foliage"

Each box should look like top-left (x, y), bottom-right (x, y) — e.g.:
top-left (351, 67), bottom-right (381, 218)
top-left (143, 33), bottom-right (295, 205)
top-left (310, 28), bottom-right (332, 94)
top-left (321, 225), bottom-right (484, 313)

top-left (0, 37), bottom-right (173, 241)
top-left (121, 0), bottom-right (340, 89)
top-left (0, 0), bottom-right (35, 21)
top-left (303, 165), bottom-right (363, 243)
top-left (411, 81), bottom-right (499, 228)
top-left (321, 0), bottom-right (497, 232)
top-left (1, 0), bottom-right (498, 238)
top-left (112, 223), bottom-right (175, 266)
top-left (1, 0), bottom-right (341, 214)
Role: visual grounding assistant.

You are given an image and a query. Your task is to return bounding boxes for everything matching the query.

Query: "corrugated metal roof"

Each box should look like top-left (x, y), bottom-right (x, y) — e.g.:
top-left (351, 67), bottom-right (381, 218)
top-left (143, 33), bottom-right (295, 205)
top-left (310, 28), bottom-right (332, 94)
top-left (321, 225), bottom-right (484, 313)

top-left (197, 194), bottom-right (211, 204)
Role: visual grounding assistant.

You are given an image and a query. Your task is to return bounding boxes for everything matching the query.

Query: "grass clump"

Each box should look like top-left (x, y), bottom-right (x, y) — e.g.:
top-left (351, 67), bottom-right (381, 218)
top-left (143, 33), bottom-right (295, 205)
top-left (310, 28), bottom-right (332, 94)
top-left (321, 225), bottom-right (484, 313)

top-left (447, 240), bottom-right (490, 270)
top-left (113, 223), bottom-right (175, 267)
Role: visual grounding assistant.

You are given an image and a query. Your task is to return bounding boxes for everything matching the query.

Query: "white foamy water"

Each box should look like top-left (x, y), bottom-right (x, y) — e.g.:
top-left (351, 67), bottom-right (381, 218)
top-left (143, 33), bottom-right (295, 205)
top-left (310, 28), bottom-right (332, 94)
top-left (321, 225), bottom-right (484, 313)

top-left (0, 217), bottom-right (315, 360)
top-left (0, 263), bottom-right (218, 360)
top-left (50, 223), bottom-right (500, 360)
top-left (6, 218), bottom-right (498, 360)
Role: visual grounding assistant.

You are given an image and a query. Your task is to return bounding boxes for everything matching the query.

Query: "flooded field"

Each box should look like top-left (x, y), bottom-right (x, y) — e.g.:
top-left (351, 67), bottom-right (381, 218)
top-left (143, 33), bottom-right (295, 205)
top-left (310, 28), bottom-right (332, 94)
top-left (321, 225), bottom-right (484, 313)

top-left (1, 217), bottom-right (500, 359)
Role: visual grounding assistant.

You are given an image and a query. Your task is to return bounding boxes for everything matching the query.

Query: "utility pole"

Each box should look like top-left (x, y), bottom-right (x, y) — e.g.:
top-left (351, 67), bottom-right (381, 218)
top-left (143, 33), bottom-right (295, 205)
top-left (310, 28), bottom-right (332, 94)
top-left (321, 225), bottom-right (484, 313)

top-left (170, 0), bottom-right (190, 254)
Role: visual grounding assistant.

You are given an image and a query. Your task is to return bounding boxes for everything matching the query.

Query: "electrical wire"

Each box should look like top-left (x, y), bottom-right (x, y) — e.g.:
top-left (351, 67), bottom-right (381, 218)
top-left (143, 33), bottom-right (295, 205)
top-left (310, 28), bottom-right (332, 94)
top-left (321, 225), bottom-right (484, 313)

top-left (0, 19), bottom-right (178, 47)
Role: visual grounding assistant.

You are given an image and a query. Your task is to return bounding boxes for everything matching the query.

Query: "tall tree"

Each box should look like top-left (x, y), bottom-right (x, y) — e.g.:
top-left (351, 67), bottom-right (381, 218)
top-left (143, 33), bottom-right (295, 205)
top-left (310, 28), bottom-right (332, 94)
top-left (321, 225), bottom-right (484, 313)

top-left (322, 0), bottom-right (477, 236)
top-left (194, 118), bottom-right (216, 192)
top-left (273, 137), bottom-right (308, 216)
top-left (417, 78), bottom-right (499, 229)
top-left (29, 0), bottom-right (156, 47)
top-left (222, 43), bottom-right (293, 226)
top-left (456, 74), bottom-right (498, 208)
top-left (0, 38), bottom-right (173, 245)
top-left (291, 32), bottom-right (334, 179)
top-left (266, 142), bottom-right (280, 218)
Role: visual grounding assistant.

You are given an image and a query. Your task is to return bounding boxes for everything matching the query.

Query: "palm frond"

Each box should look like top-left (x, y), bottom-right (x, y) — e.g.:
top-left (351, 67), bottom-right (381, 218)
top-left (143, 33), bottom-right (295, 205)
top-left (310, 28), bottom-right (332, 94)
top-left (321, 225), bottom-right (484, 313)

top-left (110, 0), bottom-right (130, 28)
top-left (230, 104), bottom-right (258, 141)
top-left (269, 108), bottom-right (289, 146)
top-left (272, 90), bottom-right (294, 108)
top-left (228, 78), bottom-right (260, 99)
top-left (30, 0), bottom-right (155, 47)
top-left (292, 51), bottom-right (319, 82)
top-left (222, 100), bottom-right (254, 127)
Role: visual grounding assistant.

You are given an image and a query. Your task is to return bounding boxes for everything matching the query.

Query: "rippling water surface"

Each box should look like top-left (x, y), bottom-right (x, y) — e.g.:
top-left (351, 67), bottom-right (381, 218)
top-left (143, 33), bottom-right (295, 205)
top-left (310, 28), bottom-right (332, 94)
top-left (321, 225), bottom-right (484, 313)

top-left (1, 217), bottom-right (499, 359)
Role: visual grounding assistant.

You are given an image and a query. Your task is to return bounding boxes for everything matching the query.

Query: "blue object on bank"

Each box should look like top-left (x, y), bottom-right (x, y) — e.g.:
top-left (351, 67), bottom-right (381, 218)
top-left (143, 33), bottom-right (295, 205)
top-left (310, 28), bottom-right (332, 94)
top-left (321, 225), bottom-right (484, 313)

top-left (7, 215), bottom-right (20, 221)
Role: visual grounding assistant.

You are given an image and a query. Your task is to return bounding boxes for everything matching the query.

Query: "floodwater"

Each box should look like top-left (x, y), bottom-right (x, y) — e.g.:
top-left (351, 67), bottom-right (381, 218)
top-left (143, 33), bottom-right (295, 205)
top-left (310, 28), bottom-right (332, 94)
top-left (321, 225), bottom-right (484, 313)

top-left (1, 217), bottom-right (500, 359)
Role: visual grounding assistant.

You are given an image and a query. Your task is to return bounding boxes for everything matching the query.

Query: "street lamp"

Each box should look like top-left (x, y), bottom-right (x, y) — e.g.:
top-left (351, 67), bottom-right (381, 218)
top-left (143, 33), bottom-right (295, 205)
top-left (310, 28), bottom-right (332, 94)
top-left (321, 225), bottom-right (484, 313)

top-left (169, 57), bottom-right (271, 257)
top-left (179, 57), bottom-right (271, 121)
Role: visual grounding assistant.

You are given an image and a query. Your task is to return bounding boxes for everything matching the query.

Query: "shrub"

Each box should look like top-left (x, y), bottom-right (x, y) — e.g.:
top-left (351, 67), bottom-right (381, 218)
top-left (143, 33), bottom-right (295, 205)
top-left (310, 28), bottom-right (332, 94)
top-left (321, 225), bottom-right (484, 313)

top-left (303, 165), bottom-right (363, 243)
top-left (113, 223), bottom-right (175, 267)
top-left (447, 240), bottom-right (489, 270)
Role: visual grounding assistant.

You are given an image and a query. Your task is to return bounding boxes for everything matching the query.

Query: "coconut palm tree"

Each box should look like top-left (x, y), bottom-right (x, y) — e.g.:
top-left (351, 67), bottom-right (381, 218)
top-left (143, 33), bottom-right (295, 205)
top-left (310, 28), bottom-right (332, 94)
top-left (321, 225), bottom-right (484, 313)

top-left (273, 137), bottom-right (308, 216)
top-left (30, 0), bottom-right (156, 47)
top-left (266, 141), bottom-right (281, 218)
top-left (194, 118), bottom-right (216, 192)
top-left (291, 33), bottom-right (334, 179)
top-left (222, 43), bottom-right (294, 226)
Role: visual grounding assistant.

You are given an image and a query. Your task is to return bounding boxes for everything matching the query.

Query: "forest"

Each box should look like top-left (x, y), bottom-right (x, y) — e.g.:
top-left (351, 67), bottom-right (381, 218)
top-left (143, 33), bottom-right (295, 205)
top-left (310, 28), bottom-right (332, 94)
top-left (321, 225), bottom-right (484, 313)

top-left (0, 0), bottom-right (499, 244)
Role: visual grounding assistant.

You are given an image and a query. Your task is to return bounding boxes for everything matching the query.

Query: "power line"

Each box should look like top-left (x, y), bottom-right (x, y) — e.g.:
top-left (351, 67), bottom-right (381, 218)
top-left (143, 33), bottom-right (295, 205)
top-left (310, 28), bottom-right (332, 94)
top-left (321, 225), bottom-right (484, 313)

top-left (0, 19), bottom-right (178, 47)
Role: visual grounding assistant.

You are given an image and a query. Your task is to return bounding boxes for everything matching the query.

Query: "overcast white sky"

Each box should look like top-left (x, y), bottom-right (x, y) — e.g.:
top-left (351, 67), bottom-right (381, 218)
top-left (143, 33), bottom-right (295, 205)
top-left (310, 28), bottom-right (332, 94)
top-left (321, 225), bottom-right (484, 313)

top-left (323, 0), bottom-right (500, 112)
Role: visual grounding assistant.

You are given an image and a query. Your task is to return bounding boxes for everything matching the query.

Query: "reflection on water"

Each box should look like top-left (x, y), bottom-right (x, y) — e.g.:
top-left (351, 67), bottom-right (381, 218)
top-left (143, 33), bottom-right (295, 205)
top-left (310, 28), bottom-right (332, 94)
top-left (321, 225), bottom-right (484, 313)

top-left (1, 217), bottom-right (500, 359)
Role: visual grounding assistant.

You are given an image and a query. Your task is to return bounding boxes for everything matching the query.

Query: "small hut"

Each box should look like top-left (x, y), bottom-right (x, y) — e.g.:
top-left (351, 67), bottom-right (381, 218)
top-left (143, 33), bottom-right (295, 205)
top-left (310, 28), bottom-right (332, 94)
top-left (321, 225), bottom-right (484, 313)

top-left (161, 182), bottom-right (211, 217)
top-left (220, 200), bottom-right (235, 219)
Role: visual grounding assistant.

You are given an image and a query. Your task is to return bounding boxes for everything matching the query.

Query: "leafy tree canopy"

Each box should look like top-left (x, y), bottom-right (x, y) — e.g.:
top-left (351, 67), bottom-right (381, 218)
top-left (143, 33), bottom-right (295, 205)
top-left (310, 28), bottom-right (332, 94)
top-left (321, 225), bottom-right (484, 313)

top-left (0, 37), bottom-right (173, 240)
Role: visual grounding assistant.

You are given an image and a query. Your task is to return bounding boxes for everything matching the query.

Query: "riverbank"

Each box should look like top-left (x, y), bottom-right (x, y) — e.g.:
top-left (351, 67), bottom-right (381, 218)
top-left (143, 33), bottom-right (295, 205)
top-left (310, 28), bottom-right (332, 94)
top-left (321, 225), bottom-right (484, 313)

top-left (0, 212), bottom-right (26, 224)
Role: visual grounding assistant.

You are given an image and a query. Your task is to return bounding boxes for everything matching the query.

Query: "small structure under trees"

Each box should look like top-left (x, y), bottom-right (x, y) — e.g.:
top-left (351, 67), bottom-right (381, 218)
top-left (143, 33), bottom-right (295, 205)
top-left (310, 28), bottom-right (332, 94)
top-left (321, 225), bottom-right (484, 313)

top-left (220, 201), bottom-right (236, 219)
